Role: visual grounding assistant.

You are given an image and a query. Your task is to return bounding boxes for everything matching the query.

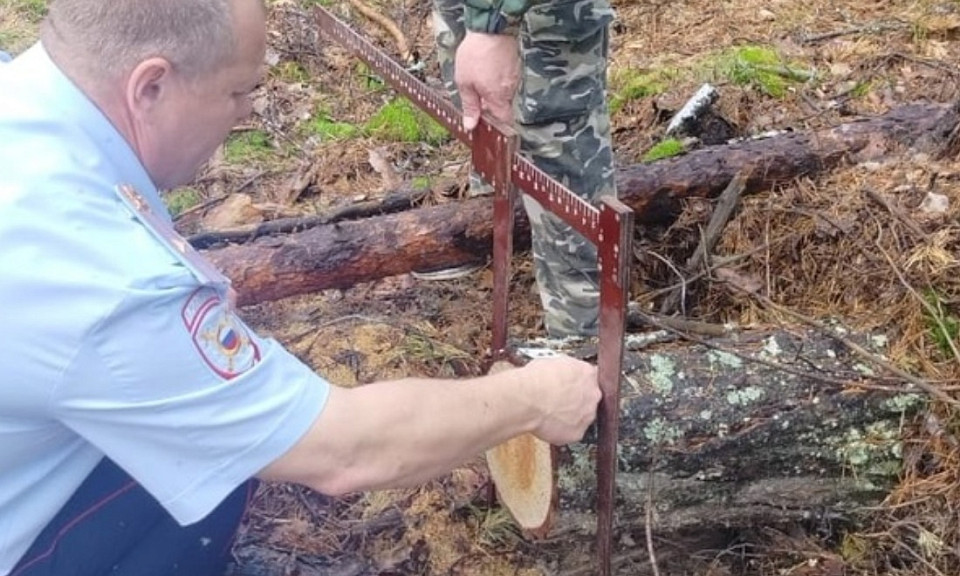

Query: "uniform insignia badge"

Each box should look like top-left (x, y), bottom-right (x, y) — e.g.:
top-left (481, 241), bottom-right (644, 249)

top-left (182, 287), bottom-right (261, 379)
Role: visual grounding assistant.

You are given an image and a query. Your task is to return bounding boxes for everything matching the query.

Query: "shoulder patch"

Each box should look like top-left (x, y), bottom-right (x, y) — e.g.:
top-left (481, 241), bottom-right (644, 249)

top-left (183, 287), bottom-right (261, 379)
top-left (115, 184), bottom-right (231, 293)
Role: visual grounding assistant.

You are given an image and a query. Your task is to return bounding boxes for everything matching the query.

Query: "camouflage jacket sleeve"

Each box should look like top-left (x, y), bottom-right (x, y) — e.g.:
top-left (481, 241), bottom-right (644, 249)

top-left (463, 0), bottom-right (548, 34)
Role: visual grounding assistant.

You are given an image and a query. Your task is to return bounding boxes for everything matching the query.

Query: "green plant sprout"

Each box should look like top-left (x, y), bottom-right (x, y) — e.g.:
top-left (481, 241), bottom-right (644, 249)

top-left (642, 138), bottom-right (685, 162)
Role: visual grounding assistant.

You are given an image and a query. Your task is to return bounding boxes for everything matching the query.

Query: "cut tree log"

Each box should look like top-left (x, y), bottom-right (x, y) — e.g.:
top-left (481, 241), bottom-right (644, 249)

top-left (485, 360), bottom-right (559, 539)
top-left (203, 102), bottom-right (960, 306)
top-left (517, 325), bottom-right (921, 557)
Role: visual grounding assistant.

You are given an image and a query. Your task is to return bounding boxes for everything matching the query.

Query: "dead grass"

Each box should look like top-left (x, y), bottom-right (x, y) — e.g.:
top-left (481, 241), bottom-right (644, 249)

top-left (0, 0), bottom-right (45, 54)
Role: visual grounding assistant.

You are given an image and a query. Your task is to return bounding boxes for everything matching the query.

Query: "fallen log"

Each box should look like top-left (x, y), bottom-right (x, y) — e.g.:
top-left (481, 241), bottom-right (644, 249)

top-left (204, 102), bottom-right (959, 306)
top-left (227, 325), bottom-right (922, 575)
top-left (512, 325), bottom-right (920, 565)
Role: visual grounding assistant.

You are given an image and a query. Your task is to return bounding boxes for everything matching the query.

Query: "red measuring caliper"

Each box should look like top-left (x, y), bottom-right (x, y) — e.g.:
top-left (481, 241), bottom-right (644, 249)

top-left (315, 8), bottom-right (634, 575)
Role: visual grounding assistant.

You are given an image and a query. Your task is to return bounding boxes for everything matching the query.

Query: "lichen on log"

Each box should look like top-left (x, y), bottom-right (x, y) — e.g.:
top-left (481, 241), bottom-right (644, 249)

top-left (538, 326), bottom-right (922, 537)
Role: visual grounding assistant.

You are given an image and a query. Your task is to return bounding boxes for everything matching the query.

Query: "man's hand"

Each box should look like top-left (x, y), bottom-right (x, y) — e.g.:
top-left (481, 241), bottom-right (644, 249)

top-left (259, 354), bottom-right (600, 496)
top-left (520, 356), bottom-right (601, 445)
top-left (454, 31), bottom-right (520, 130)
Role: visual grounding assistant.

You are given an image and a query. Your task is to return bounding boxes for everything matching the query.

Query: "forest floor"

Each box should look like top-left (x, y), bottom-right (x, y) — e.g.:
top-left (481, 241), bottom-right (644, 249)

top-left (3, 0), bottom-right (960, 574)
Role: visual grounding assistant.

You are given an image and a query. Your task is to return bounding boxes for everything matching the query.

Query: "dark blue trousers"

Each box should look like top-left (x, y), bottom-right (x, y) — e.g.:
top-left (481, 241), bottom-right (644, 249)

top-left (11, 458), bottom-right (256, 576)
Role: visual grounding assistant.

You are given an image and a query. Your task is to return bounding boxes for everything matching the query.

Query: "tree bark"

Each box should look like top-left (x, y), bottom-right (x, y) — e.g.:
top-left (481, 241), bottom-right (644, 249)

top-left (539, 326), bottom-right (918, 543)
top-left (203, 102), bottom-right (959, 306)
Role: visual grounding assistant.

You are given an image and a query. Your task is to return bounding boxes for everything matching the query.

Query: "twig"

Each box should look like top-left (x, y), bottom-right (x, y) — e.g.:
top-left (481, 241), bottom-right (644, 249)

top-left (752, 64), bottom-right (817, 82)
top-left (885, 532), bottom-right (949, 576)
top-left (347, 0), bottom-right (411, 62)
top-left (294, 487), bottom-right (329, 526)
top-left (635, 243), bottom-right (776, 306)
top-left (889, 51), bottom-right (960, 77)
top-left (287, 313), bottom-right (389, 346)
top-left (173, 194), bottom-right (229, 223)
top-left (557, 550), bottom-right (648, 576)
top-left (344, 508), bottom-right (404, 539)
top-left (236, 170), bottom-right (270, 194)
top-left (694, 170), bottom-right (750, 270)
top-left (754, 295), bottom-right (959, 407)
top-left (632, 307), bottom-right (914, 391)
top-left (645, 250), bottom-right (689, 316)
top-left (799, 21), bottom-right (908, 45)
top-left (187, 187), bottom-right (427, 249)
top-left (875, 243), bottom-right (960, 368)
top-left (862, 187), bottom-right (928, 240)
top-left (627, 309), bottom-right (730, 338)
top-left (660, 169), bottom-right (749, 314)
top-left (645, 467), bottom-right (662, 576)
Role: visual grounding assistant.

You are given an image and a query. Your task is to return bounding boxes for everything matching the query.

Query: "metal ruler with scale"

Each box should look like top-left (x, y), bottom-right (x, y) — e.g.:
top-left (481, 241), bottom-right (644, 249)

top-left (316, 7), bottom-right (633, 575)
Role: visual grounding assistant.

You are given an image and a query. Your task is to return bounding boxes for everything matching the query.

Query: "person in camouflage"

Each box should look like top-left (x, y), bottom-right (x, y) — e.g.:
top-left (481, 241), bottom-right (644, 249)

top-left (433, 0), bottom-right (617, 338)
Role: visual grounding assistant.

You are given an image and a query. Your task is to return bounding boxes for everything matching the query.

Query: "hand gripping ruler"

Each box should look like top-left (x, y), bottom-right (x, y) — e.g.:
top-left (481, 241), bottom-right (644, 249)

top-left (316, 8), bottom-right (634, 574)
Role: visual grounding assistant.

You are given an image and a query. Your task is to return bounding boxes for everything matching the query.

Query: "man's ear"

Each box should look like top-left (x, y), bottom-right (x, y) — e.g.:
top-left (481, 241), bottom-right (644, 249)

top-left (125, 57), bottom-right (175, 117)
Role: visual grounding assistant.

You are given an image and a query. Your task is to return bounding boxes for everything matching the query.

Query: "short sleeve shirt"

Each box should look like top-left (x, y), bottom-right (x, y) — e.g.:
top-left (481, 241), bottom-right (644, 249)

top-left (0, 44), bottom-right (330, 575)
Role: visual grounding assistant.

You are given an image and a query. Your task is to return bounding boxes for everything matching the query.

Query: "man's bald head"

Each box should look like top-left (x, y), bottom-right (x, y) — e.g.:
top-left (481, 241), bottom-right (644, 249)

top-left (37, 0), bottom-right (268, 190)
top-left (41, 0), bottom-right (262, 82)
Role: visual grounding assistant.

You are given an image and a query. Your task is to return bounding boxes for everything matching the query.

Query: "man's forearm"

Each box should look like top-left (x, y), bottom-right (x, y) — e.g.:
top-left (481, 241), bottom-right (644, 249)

top-left (317, 373), bottom-right (540, 492)
top-left (463, 0), bottom-right (549, 34)
top-left (260, 370), bottom-right (544, 495)
top-left (259, 357), bottom-right (598, 496)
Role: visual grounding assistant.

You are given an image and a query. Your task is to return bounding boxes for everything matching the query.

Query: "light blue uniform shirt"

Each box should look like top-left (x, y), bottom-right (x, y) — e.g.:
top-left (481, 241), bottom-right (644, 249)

top-left (0, 44), bottom-right (330, 575)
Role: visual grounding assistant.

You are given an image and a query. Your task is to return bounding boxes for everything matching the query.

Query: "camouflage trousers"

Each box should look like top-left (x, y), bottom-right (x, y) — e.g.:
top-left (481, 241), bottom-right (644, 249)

top-left (433, 0), bottom-right (617, 338)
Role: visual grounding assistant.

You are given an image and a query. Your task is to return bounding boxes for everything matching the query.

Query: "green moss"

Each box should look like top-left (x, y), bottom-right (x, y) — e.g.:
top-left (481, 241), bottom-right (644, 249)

top-left (473, 506), bottom-right (522, 548)
top-left (642, 138), bottom-right (685, 163)
top-left (304, 110), bottom-right (360, 141)
top-left (714, 45), bottom-right (814, 98)
top-left (163, 187), bottom-right (202, 218)
top-left (849, 81), bottom-right (872, 99)
top-left (840, 532), bottom-right (870, 563)
top-left (609, 68), bottom-right (671, 114)
top-left (911, 20), bottom-right (929, 44)
top-left (356, 62), bottom-right (387, 91)
top-left (411, 176), bottom-right (432, 190)
top-left (271, 61), bottom-right (310, 84)
top-left (224, 130), bottom-right (274, 164)
top-left (365, 97), bottom-right (449, 144)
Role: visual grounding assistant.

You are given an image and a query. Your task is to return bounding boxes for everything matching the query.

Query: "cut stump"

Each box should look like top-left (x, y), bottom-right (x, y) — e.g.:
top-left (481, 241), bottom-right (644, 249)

top-left (484, 360), bottom-right (558, 538)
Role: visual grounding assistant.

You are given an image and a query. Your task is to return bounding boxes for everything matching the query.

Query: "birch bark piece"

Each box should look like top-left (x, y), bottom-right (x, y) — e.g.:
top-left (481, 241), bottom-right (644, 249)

top-left (484, 360), bottom-right (558, 538)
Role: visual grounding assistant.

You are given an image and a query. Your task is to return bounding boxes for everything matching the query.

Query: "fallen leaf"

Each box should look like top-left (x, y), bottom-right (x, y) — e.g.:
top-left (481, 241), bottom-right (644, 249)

top-left (278, 163), bottom-right (320, 205)
top-left (368, 146), bottom-right (401, 191)
top-left (202, 193), bottom-right (264, 230)
top-left (714, 267), bottom-right (763, 296)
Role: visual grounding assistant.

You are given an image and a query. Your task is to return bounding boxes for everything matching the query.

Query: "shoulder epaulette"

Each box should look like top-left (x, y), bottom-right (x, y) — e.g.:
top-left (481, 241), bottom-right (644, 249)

top-left (115, 184), bottom-right (234, 298)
